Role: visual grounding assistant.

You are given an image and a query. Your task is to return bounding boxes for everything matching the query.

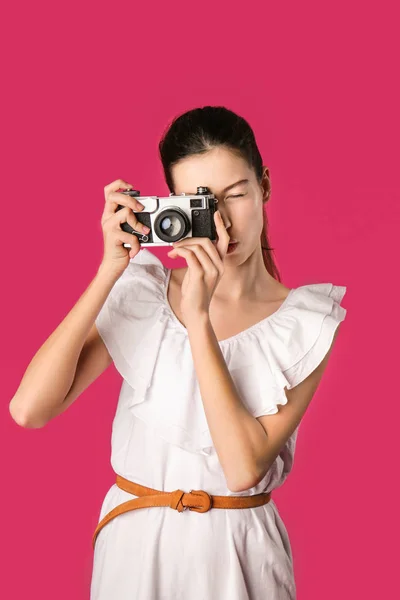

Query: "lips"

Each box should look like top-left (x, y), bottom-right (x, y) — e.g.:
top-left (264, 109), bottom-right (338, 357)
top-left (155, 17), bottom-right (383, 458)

top-left (226, 241), bottom-right (239, 254)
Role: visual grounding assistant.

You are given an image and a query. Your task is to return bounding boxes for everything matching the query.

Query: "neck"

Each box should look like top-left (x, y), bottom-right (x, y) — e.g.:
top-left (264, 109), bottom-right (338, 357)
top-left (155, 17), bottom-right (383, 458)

top-left (213, 245), bottom-right (277, 303)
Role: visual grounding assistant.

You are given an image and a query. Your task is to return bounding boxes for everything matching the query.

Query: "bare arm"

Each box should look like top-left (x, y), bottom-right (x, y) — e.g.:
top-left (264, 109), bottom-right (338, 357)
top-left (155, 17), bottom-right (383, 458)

top-left (9, 177), bottom-right (149, 429)
top-left (8, 264), bottom-right (121, 429)
top-left (185, 316), bottom-right (342, 493)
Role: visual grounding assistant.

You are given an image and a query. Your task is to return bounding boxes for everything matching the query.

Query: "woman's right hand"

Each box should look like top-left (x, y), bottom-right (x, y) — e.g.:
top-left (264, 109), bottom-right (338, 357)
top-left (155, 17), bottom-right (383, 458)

top-left (99, 179), bottom-right (150, 275)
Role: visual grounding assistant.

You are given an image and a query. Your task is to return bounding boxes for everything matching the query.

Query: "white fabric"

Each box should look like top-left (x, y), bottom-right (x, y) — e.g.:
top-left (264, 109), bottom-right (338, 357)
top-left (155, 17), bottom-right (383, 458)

top-left (90, 248), bottom-right (347, 600)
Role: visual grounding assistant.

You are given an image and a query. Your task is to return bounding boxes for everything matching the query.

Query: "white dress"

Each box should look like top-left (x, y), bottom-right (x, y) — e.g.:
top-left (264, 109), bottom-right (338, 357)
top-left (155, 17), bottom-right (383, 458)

top-left (90, 248), bottom-right (347, 600)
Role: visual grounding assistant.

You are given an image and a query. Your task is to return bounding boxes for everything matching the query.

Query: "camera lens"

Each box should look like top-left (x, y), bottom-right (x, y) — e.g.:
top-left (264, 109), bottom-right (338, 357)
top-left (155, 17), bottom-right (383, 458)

top-left (159, 214), bottom-right (183, 237)
top-left (154, 208), bottom-right (190, 242)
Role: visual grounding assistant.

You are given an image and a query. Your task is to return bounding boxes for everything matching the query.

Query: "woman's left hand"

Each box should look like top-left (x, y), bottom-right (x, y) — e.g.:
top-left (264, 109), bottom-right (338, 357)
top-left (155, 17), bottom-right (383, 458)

top-left (166, 210), bottom-right (230, 325)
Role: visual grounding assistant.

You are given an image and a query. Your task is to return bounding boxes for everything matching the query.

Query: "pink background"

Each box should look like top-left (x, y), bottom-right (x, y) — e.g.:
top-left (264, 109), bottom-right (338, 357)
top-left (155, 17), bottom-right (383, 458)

top-left (1, 0), bottom-right (399, 598)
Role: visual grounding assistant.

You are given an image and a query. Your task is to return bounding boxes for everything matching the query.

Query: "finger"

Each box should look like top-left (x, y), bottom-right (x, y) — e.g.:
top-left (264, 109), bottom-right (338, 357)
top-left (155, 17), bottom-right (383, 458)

top-left (105, 192), bottom-right (145, 226)
top-left (173, 212), bottom-right (230, 262)
top-left (168, 245), bottom-right (222, 278)
top-left (168, 246), bottom-right (204, 274)
top-left (172, 234), bottom-right (223, 266)
top-left (103, 187), bottom-right (144, 228)
top-left (103, 179), bottom-right (135, 219)
top-left (115, 229), bottom-right (141, 250)
top-left (110, 204), bottom-right (150, 237)
top-left (104, 178), bottom-right (133, 201)
top-left (171, 240), bottom-right (223, 273)
top-left (213, 210), bottom-right (230, 258)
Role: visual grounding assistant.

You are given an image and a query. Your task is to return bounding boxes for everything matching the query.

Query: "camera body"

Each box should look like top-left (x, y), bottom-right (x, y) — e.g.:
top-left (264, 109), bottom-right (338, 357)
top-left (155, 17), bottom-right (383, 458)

top-left (116, 186), bottom-right (218, 247)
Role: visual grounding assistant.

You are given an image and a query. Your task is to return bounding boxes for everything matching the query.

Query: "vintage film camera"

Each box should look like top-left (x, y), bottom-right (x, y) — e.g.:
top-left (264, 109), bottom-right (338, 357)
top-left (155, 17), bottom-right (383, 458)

top-left (116, 186), bottom-right (219, 247)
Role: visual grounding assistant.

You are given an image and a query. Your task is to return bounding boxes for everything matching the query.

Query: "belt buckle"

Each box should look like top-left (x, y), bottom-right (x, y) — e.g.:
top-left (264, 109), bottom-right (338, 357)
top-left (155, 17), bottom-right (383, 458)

top-left (183, 489), bottom-right (213, 513)
top-left (181, 489), bottom-right (193, 511)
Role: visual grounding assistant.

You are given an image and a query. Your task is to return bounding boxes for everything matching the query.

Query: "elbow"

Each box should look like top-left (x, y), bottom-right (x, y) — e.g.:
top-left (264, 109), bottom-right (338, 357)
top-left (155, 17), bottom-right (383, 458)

top-left (228, 481), bottom-right (254, 494)
top-left (227, 476), bottom-right (259, 494)
top-left (9, 400), bottom-right (47, 429)
top-left (226, 466), bottom-right (261, 494)
top-left (227, 461), bottom-right (273, 493)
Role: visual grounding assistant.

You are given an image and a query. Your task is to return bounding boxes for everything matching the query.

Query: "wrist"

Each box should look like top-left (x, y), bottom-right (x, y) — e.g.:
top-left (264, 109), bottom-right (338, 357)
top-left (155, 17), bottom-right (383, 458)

top-left (184, 311), bottom-right (211, 331)
top-left (96, 261), bottom-right (125, 283)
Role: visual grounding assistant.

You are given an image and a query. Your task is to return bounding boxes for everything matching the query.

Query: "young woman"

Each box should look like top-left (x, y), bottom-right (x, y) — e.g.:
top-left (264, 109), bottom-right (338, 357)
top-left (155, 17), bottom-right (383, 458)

top-left (10, 106), bottom-right (347, 599)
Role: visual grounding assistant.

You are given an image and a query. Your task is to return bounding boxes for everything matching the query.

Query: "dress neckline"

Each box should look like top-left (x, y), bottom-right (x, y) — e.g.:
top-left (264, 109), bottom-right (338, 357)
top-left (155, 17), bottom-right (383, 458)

top-left (162, 267), bottom-right (295, 345)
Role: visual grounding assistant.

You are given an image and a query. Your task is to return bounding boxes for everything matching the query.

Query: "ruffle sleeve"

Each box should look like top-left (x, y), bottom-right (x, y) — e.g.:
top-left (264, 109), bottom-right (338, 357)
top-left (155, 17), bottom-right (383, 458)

top-left (95, 248), bottom-right (169, 396)
top-left (227, 283), bottom-right (347, 419)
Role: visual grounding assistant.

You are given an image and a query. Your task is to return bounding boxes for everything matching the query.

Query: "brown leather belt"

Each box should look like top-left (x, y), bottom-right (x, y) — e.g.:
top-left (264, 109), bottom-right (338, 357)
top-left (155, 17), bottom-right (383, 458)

top-left (92, 474), bottom-right (272, 549)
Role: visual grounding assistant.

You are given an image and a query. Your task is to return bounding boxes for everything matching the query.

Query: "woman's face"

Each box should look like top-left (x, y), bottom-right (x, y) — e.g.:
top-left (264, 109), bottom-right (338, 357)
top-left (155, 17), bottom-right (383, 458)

top-left (171, 146), bottom-right (270, 262)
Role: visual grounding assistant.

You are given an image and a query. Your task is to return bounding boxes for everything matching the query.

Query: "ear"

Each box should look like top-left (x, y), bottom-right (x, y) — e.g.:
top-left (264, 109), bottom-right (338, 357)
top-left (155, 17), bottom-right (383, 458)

top-left (261, 166), bottom-right (271, 203)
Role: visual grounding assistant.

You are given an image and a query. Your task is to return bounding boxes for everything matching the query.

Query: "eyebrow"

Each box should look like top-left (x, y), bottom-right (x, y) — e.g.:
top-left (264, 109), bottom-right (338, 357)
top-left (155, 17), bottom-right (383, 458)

top-left (222, 179), bottom-right (249, 193)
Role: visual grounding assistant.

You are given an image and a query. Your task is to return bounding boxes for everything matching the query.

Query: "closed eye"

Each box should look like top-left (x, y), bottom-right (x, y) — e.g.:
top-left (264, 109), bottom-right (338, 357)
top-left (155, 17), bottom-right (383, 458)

top-left (228, 193), bottom-right (246, 198)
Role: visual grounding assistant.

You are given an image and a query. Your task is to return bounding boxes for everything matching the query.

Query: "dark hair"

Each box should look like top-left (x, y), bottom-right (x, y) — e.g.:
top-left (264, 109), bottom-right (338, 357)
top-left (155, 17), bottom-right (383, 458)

top-left (158, 105), bottom-right (281, 282)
